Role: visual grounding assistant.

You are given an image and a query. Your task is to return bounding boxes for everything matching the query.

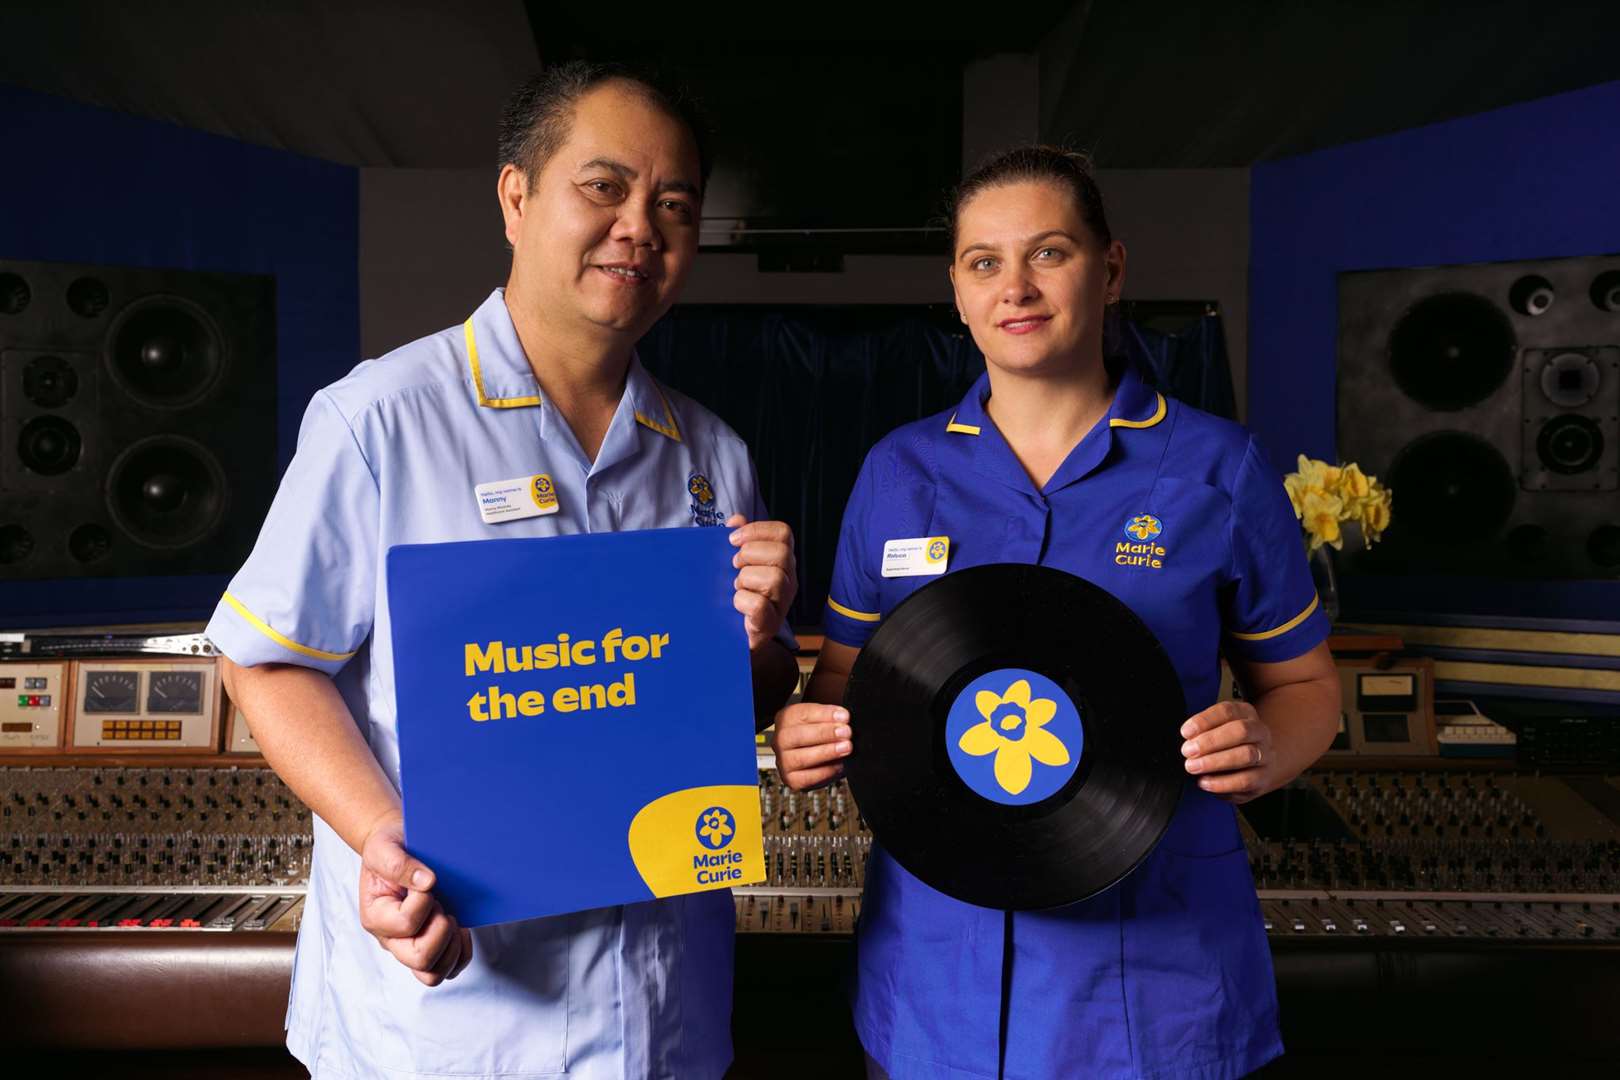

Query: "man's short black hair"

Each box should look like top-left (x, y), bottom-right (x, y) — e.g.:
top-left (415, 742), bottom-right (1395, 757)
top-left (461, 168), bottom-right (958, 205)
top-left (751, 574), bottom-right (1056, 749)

top-left (498, 61), bottom-right (712, 193)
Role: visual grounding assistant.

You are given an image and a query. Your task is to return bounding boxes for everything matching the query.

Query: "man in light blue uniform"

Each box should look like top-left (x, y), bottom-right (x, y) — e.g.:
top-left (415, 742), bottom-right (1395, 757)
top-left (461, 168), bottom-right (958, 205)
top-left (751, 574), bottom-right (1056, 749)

top-left (209, 63), bottom-right (799, 1079)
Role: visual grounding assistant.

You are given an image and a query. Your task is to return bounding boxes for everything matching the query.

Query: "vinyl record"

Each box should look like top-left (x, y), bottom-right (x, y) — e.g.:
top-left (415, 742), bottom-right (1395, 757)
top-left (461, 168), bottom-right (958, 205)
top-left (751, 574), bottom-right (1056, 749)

top-left (843, 563), bottom-right (1186, 910)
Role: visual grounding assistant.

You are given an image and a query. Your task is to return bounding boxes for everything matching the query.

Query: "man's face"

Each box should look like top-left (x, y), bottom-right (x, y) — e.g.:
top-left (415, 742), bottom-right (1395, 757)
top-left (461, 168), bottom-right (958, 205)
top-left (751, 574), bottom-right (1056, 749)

top-left (502, 81), bottom-right (702, 339)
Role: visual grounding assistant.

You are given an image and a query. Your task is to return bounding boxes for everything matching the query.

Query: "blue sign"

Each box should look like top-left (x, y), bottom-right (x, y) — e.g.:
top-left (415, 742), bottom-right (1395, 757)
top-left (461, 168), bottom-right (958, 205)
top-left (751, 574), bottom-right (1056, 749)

top-left (388, 527), bottom-right (764, 927)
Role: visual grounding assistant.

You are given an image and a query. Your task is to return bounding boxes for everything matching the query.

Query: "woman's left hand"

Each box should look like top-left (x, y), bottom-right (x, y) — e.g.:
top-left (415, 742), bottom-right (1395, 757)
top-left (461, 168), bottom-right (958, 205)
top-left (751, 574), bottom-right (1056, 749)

top-left (1180, 700), bottom-right (1276, 805)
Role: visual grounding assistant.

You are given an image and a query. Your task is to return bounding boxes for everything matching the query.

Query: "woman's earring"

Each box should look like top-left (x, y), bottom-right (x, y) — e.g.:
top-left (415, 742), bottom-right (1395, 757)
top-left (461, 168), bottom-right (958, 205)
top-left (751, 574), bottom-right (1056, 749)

top-left (958, 311), bottom-right (967, 323)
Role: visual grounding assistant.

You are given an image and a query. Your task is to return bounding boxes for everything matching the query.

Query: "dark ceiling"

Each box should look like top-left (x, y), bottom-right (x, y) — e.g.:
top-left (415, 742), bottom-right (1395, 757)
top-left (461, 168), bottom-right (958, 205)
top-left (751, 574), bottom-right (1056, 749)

top-left (1039, 0), bottom-right (1620, 166)
top-left (2, 1), bottom-right (1616, 182)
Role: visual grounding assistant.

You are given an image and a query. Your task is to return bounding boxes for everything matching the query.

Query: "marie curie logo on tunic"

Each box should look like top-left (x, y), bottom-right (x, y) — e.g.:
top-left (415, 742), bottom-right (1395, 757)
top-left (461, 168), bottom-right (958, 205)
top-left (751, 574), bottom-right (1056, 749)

top-left (530, 474), bottom-right (557, 511)
top-left (945, 670), bottom-right (1082, 805)
top-left (687, 471), bottom-right (724, 526)
top-left (1116, 514), bottom-right (1167, 570)
top-left (695, 806), bottom-right (735, 849)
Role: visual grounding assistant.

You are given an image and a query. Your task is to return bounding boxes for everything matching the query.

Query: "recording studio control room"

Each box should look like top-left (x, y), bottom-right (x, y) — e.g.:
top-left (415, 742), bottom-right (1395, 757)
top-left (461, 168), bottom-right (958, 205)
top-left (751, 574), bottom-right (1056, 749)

top-left (4, 4), bottom-right (1620, 1079)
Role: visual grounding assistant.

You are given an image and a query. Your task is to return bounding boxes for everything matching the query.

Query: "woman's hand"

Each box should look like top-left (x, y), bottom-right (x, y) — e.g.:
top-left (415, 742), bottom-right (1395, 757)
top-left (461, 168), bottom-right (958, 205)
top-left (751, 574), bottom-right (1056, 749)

top-left (1180, 700), bottom-right (1277, 805)
top-left (770, 702), bottom-right (852, 790)
top-left (727, 514), bottom-right (797, 652)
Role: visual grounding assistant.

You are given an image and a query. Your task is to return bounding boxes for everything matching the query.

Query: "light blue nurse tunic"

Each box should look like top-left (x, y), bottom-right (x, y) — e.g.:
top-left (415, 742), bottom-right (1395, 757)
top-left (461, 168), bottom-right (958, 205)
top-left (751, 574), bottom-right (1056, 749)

top-left (206, 288), bottom-right (787, 1079)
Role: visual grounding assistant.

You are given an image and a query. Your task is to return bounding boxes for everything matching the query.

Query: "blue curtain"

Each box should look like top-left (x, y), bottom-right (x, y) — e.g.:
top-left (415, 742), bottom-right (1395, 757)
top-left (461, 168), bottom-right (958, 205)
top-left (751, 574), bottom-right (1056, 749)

top-left (638, 305), bottom-right (1233, 628)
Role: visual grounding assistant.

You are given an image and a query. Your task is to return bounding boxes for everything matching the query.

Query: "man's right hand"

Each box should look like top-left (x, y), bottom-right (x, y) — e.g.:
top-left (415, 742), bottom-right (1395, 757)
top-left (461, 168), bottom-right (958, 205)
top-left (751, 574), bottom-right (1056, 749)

top-left (769, 702), bottom-right (853, 791)
top-left (358, 815), bottom-right (473, 986)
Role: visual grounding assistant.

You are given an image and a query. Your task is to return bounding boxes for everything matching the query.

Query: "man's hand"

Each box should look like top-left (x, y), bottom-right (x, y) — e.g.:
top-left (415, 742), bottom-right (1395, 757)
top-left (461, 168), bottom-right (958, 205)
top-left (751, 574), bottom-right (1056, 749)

top-left (358, 815), bottom-right (474, 986)
top-left (727, 514), bottom-right (797, 651)
top-left (770, 702), bottom-right (852, 790)
top-left (1180, 700), bottom-right (1277, 805)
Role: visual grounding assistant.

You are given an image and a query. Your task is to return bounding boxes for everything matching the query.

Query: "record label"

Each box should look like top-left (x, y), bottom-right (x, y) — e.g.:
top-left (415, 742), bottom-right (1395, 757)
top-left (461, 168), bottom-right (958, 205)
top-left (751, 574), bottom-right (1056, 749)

top-left (945, 669), bottom-right (1082, 805)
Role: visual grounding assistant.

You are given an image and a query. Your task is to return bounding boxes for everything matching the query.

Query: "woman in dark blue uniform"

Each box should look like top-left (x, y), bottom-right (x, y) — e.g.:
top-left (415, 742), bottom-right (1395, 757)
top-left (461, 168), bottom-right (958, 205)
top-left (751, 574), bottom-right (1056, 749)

top-left (771, 147), bottom-right (1342, 1079)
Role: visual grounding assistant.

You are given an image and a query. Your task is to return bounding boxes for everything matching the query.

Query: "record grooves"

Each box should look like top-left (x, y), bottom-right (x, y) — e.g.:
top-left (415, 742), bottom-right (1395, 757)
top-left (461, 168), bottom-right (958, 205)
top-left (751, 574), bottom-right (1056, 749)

top-left (843, 563), bottom-right (1186, 910)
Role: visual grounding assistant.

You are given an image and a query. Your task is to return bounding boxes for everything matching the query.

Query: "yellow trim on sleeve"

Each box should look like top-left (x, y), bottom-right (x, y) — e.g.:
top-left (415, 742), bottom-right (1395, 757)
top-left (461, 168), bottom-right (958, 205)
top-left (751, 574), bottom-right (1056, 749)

top-left (827, 597), bottom-right (882, 623)
top-left (1110, 393), bottom-right (1167, 429)
top-left (464, 319), bottom-right (541, 409)
top-left (1228, 595), bottom-right (1321, 642)
top-left (634, 386), bottom-right (683, 442)
top-left (222, 592), bottom-right (358, 662)
top-left (945, 413), bottom-right (981, 435)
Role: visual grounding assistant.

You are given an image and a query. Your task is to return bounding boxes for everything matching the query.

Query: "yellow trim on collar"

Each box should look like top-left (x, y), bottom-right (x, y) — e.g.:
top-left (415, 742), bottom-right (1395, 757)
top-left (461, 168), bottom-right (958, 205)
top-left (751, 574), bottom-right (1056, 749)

top-left (1110, 392), bottom-right (1167, 430)
top-left (1228, 595), bottom-right (1320, 642)
top-left (222, 592), bottom-right (357, 662)
top-left (464, 319), bottom-right (541, 409)
top-left (634, 386), bottom-right (683, 442)
top-left (945, 412), bottom-right (981, 435)
top-left (827, 597), bottom-right (881, 623)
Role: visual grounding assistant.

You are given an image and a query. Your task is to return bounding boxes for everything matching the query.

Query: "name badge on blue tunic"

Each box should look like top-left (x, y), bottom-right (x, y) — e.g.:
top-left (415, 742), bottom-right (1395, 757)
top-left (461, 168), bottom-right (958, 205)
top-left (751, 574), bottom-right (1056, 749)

top-left (881, 535), bottom-right (950, 577)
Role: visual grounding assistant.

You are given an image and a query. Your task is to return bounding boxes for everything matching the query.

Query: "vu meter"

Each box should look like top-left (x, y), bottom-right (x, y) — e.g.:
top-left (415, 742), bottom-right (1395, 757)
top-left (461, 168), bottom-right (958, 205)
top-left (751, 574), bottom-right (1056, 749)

top-left (147, 671), bottom-right (205, 714)
top-left (83, 671), bottom-right (141, 713)
top-left (70, 660), bottom-right (221, 751)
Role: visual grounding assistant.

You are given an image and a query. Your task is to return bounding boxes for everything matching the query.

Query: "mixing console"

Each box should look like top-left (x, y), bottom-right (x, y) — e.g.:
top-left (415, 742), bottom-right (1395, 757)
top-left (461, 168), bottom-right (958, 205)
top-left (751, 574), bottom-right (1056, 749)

top-left (7, 762), bottom-right (1620, 943)
top-left (1, 767), bottom-right (311, 901)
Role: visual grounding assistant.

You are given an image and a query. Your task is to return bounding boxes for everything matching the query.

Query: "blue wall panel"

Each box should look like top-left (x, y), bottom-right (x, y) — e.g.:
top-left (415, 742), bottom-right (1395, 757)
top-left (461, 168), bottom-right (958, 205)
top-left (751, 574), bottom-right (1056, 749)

top-left (0, 85), bottom-right (358, 625)
top-left (1248, 81), bottom-right (1620, 621)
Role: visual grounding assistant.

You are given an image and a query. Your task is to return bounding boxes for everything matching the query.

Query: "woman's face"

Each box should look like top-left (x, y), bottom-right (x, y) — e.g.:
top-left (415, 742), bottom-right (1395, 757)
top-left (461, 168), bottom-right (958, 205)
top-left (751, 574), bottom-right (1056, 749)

top-left (949, 180), bottom-right (1125, 378)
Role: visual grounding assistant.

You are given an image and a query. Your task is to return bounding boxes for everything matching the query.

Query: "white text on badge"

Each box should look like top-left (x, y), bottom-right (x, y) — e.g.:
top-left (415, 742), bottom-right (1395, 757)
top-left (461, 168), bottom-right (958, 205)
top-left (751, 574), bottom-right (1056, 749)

top-left (881, 536), bottom-right (950, 577)
top-left (475, 473), bottom-right (560, 524)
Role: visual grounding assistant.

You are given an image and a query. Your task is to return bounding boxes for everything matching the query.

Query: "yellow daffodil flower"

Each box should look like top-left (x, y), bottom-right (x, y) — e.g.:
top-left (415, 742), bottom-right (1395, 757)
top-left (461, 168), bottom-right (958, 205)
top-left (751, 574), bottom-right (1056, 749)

top-left (1301, 490), bottom-right (1344, 551)
top-left (957, 679), bottom-right (1070, 795)
top-left (699, 808), bottom-right (732, 846)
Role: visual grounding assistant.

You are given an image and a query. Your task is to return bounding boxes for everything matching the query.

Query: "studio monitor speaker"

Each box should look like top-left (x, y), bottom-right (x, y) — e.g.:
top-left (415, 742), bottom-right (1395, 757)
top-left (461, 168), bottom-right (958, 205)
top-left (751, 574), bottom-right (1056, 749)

top-left (1338, 254), bottom-right (1620, 580)
top-left (0, 258), bottom-right (276, 579)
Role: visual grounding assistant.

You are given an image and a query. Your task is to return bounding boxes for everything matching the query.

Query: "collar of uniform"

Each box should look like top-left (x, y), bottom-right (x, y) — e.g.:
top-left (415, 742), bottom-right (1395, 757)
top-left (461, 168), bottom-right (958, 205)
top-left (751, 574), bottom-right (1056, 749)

top-left (463, 290), bottom-right (681, 440)
top-left (463, 289), bottom-right (543, 409)
top-left (944, 364), bottom-right (1167, 494)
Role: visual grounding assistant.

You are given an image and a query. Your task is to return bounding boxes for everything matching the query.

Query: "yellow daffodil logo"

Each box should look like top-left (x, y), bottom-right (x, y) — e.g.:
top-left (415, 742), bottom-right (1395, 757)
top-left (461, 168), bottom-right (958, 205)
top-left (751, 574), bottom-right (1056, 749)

top-left (956, 678), bottom-right (1072, 796)
top-left (696, 806), bottom-right (734, 850)
top-left (927, 539), bottom-right (948, 562)
top-left (534, 475), bottom-right (554, 497)
top-left (1125, 514), bottom-right (1163, 541)
top-left (688, 473), bottom-right (715, 506)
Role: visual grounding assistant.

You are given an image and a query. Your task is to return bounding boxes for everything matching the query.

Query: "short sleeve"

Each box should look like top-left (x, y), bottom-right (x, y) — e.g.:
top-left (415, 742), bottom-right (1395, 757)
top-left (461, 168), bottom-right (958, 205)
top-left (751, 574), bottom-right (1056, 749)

top-left (823, 445), bottom-right (886, 648)
top-left (204, 391), bottom-right (379, 675)
top-left (1219, 437), bottom-right (1331, 663)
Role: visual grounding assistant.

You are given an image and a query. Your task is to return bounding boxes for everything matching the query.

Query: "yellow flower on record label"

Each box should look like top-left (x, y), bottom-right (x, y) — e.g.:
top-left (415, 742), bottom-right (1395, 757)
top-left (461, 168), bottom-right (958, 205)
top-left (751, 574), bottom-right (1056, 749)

top-left (956, 678), bottom-right (1071, 796)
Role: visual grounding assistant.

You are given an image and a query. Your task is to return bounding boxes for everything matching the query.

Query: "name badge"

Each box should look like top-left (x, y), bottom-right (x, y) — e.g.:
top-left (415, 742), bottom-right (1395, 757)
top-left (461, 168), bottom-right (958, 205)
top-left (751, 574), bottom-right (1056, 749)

top-left (475, 473), bottom-right (559, 524)
top-left (881, 536), bottom-right (950, 577)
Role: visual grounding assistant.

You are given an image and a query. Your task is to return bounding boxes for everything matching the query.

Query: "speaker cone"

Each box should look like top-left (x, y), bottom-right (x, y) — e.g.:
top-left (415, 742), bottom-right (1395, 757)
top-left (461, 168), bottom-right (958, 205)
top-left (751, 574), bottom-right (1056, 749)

top-left (108, 297), bottom-right (223, 406)
top-left (0, 524), bottom-right (33, 565)
top-left (1536, 415), bottom-right (1604, 475)
top-left (22, 355), bottom-right (79, 409)
top-left (1591, 270), bottom-right (1620, 313)
top-left (68, 524), bottom-right (112, 564)
top-left (1539, 352), bottom-right (1600, 409)
top-left (17, 416), bottom-right (82, 476)
top-left (0, 272), bottom-right (29, 315)
top-left (1388, 432), bottom-right (1516, 543)
top-left (1387, 293), bottom-right (1515, 411)
top-left (67, 277), bottom-right (110, 319)
top-left (106, 436), bottom-right (227, 548)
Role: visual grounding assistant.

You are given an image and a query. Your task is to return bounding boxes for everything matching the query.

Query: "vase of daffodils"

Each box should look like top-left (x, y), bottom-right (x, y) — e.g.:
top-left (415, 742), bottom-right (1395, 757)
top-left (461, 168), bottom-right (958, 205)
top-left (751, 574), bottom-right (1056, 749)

top-left (1282, 455), bottom-right (1394, 625)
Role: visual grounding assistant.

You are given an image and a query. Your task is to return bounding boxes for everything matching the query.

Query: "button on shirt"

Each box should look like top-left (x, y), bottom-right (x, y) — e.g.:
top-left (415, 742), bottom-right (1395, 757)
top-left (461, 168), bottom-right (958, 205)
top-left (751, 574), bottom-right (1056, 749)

top-left (824, 366), bottom-right (1329, 1080)
top-left (206, 289), bottom-right (783, 1080)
